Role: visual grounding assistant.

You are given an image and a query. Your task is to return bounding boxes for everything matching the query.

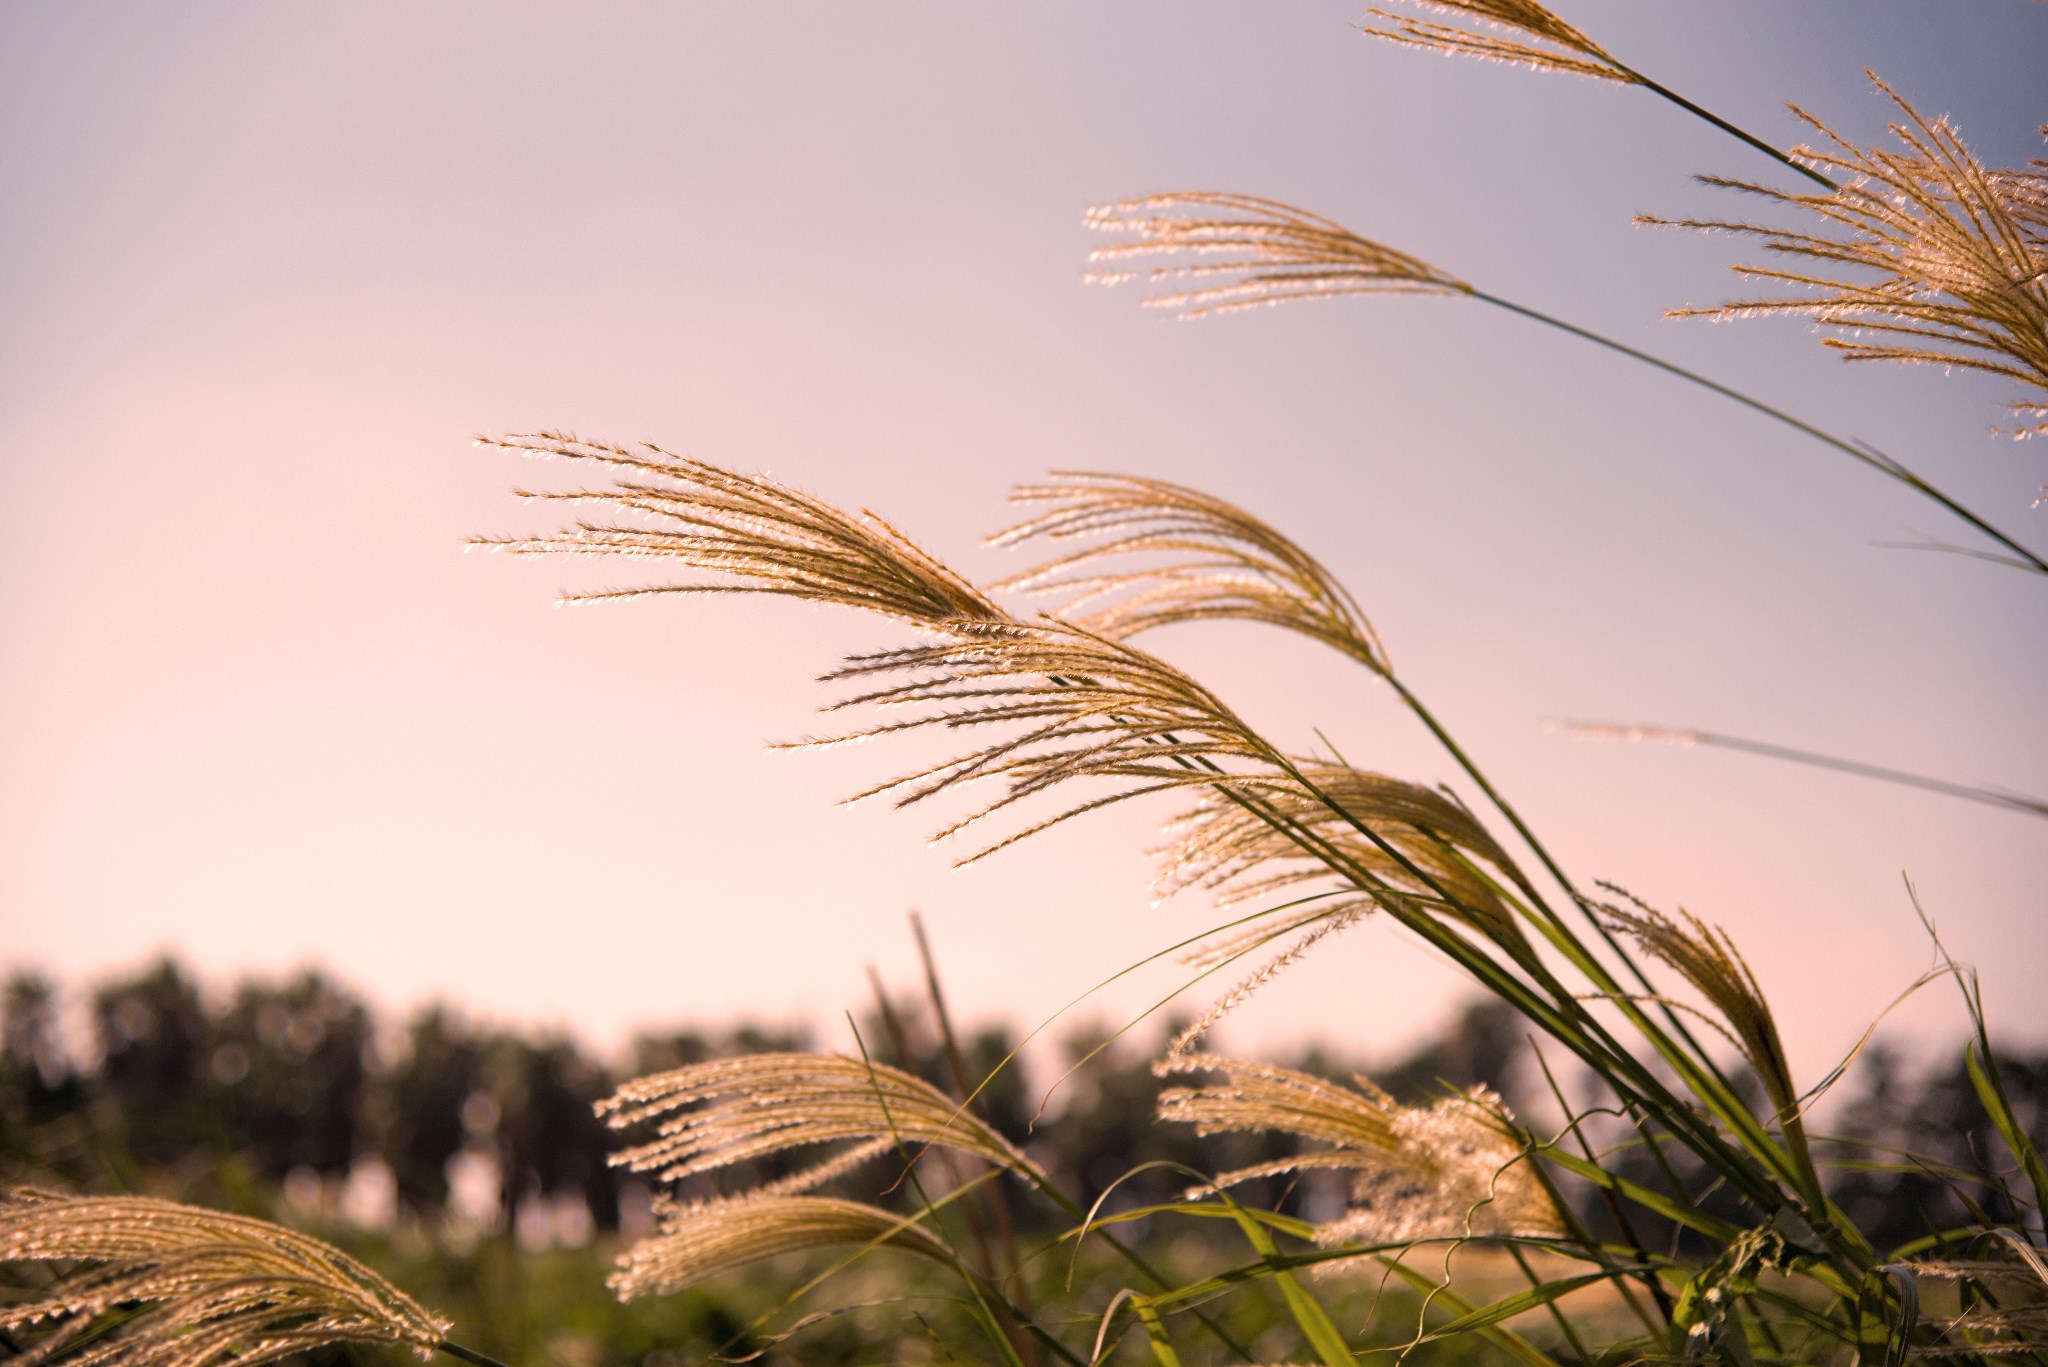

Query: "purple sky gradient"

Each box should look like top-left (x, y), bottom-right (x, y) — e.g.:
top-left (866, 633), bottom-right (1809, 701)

top-left (3, 2), bottom-right (2045, 1078)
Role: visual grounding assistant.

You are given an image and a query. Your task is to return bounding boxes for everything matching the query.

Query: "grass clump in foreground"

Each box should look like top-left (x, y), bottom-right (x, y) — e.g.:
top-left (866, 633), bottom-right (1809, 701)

top-left (6, 4), bottom-right (2047, 1366)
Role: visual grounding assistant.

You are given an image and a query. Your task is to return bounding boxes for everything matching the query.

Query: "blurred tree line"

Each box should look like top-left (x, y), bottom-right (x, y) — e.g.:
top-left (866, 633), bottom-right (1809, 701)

top-left (2, 957), bottom-right (2042, 1262)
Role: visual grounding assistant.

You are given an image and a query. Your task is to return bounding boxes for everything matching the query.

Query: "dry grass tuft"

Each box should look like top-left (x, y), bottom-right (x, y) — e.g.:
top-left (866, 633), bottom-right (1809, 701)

top-left (1085, 193), bottom-right (1469, 319)
top-left (1154, 763), bottom-right (1535, 976)
top-left (1155, 1058), bottom-right (1560, 1247)
top-left (471, 432), bottom-right (1002, 620)
top-left (608, 1195), bottom-right (953, 1301)
top-left (600, 1051), bottom-right (1040, 1193)
top-left (1594, 887), bottom-right (1797, 1127)
top-left (788, 617), bottom-right (1286, 862)
top-left (1643, 78), bottom-right (2048, 437)
top-left (1356, 1), bottom-right (1638, 85)
top-left (0, 1189), bottom-right (449, 1367)
top-left (992, 470), bottom-right (1390, 674)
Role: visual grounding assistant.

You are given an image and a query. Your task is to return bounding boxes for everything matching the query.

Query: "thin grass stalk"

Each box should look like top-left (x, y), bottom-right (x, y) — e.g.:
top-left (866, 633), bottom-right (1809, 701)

top-left (861, 969), bottom-right (1008, 1322)
top-left (1506, 1242), bottom-right (1597, 1363)
top-left (845, 1023), bottom-right (1057, 1367)
top-left (1558, 721), bottom-right (2048, 821)
top-left (1266, 753), bottom-right (1817, 1225)
top-left (909, 915), bottom-right (1036, 1350)
top-left (1380, 673), bottom-right (1757, 1112)
top-left (436, 1344), bottom-right (518, 1367)
top-left (1614, 67), bottom-right (1840, 193)
top-left (1527, 1048), bottom-right (1675, 1333)
top-left (1462, 289), bottom-right (2048, 575)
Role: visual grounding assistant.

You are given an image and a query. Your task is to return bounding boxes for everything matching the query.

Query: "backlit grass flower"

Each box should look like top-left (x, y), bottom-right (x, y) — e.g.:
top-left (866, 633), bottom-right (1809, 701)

top-left (472, 431), bottom-right (1002, 621)
top-left (992, 470), bottom-right (1391, 674)
top-left (1084, 193), bottom-right (1470, 319)
top-left (1357, 0), bottom-right (1638, 85)
top-left (608, 1195), bottom-right (953, 1301)
top-left (1645, 78), bottom-right (2048, 437)
top-left (0, 1189), bottom-right (450, 1367)
top-left (600, 1051), bottom-right (1040, 1193)
top-left (1155, 1058), bottom-right (1559, 1248)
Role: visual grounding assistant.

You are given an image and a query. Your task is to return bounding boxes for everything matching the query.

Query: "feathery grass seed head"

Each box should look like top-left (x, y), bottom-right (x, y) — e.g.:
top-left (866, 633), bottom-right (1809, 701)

top-left (1156, 763), bottom-right (1535, 968)
top-left (600, 1051), bottom-right (1041, 1192)
top-left (0, 1189), bottom-right (450, 1367)
top-left (1155, 1060), bottom-right (1559, 1247)
top-left (790, 617), bottom-right (1286, 863)
top-left (472, 432), bottom-right (1003, 620)
top-left (991, 471), bottom-right (1391, 674)
top-left (1596, 887), bottom-right (1798, 1122)
top-left (607, 1195), bottom-right (953, 1301)
top-left (1086, 193), bottom-right (1470, 318)
top-left (1357, 1), bottom-right (1640, 85)
top-left (1644, 79), bottom-right (2048, 437)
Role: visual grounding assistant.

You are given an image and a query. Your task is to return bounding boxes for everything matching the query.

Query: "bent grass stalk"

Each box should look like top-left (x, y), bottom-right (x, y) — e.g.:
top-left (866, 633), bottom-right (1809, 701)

top-left (1084, 193), bottom-right (2048, 575)
top-left (1355, 0), bottom-right (1839, 190)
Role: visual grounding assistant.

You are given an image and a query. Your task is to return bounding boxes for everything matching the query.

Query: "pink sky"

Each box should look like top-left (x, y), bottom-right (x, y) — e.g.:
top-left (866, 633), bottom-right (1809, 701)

top-left (3, 2), bottom-right (2045, 1080)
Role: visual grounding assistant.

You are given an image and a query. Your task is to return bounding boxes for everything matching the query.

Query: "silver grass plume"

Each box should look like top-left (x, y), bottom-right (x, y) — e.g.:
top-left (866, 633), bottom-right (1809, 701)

top-left (1643, 79), bottom-right (2048, 437)
top-left (1357, 0), bottom-right (1640, 85)
top-left (1154, 1058), bottom-right (1560, 1248)
top-left (608, 1195), bottom-right (953, 1301)
top-left (991, 471), bottom-right (1390, 674)
top-left (1154, 764), bottom-right (1538, 1054)
top-left (1593, 888), bottom-right (1797, 1130)
top-left (598, 1051), bottom-right (1041, 1192)
top-left (471, 432), bottom-right (1003, 621)
top-left (792, 617), bottom-right (1290, 863)
top-left (0, 1188), bottom-right (450, 1367)
top-left (1155, 762), bottom-right (1535, 968)
top-left (1085, 194), bottom-right (1470, 319)
top-left (481, 444), bottom-right (1531, 1000)
top-left (1902, 1239), bottom-right (2048, 1355)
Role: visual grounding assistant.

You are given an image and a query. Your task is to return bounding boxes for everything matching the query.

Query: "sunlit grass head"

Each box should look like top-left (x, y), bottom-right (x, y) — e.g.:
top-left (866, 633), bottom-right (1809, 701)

top-left (0, 1190), bottom-right (450, 1367)
top-left (1645, 77), bottom-right (2048, 437)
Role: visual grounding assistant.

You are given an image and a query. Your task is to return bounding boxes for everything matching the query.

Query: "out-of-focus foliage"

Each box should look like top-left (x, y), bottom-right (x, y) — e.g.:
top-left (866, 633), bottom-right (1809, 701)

top-left (5, 961), bottom-right (2045, 1367)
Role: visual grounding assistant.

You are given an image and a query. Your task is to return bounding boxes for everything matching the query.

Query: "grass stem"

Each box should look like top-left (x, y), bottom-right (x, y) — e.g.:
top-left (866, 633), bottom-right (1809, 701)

top-left (1464, 289), bottom-right (2048, 577)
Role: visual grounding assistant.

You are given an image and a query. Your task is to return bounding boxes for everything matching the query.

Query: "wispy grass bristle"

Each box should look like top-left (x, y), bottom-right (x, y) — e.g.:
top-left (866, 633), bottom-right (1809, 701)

top-left (471, 432), bottom-right (1003, 620)
top-left (1085, 194), bottom-right (1470, 319)
top-left (0, 1189), bottom-right (450, 1367)
top-left (1356, 0), bottom-right (1637, 85)
top-left (1155, 1059), bottom-right (1560, 1247)
top-left (1643, 77), bottom-right (2048, 437)
top-left (607, 1195), bottom-right (953, 1301)
top-left (786, 618), bottom-right (1286, 862)
top-left (992, 470), bottom-right (1390, 674)
top-left (599, 1051), bottom-right (1040, 1191)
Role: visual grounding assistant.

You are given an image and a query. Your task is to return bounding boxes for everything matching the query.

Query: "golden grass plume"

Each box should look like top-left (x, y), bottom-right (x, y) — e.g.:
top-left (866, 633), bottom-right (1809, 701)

top-left (1155, 1058), bottom-right (1560, 1248)
top-left (0, 1188), bottom-right (449, 1367)
top-left (599, 1050), bottom-right (1041, 1193)
top-left (1085, 193), bottom-right (1469, 319)
top-left (471, 432), bottom-right (1002, 621)
top-left (1594, 886), bottom-right (1798, 1125)
top-left (793, 617), bottom-right (1286, 862)
top-left (1154, 761), bottom-right (1534, 971)
top-left (991, 470), bottom-right (1390, 674)
top-left (1643, 78), bottom-right (2048, 437)
top-left (608, 1195), bottom-right (953, 1301)
top-left (1356, 1), bottom-right (1638, 85)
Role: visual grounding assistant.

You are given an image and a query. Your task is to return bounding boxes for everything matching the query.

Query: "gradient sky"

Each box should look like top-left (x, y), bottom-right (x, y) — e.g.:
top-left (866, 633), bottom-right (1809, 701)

top-left (4, 2), bottom-right (2045, 1082)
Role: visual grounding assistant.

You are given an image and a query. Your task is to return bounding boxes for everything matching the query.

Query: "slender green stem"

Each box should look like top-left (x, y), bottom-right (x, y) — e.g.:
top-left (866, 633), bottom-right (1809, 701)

top-left (438, 1341), bottom-right (519, 1367)
top-left (1509, 1242), bottom-right (1596, 1364)
top-left (1463, 289), bottom-right (2048, 577)
top-left (1615, 67), bottom-right (1839, 192)
top-left (1380, 675), bottom-right (1765, 1161)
